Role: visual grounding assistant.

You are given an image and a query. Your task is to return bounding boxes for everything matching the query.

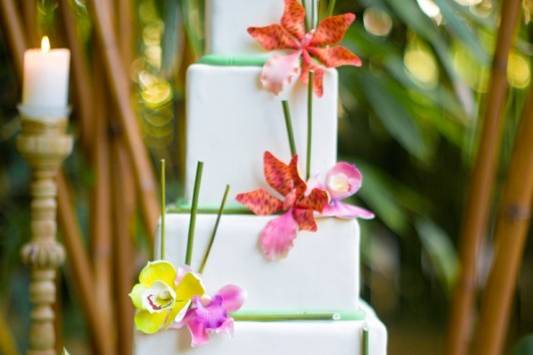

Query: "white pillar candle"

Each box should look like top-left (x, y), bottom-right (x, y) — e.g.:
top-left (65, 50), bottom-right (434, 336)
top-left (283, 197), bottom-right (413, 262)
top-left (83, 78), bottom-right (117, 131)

top-left (22, 36), bottom-right (71, 110)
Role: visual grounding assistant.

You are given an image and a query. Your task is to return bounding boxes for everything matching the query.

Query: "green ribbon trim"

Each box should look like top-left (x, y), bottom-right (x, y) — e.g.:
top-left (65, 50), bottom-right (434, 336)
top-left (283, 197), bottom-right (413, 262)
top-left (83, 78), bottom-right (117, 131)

top-left (168, 203), bottom-right (253, 215)
top-left (231, 309), bottom-right (366, 322)
top-left (198, 54), bottom-right (268, 66)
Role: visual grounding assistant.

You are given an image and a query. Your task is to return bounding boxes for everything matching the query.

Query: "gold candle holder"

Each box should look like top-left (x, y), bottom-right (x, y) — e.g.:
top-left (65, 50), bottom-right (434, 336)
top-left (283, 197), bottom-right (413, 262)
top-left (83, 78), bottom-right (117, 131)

top-left (16, 108), bottom-right (72, 355)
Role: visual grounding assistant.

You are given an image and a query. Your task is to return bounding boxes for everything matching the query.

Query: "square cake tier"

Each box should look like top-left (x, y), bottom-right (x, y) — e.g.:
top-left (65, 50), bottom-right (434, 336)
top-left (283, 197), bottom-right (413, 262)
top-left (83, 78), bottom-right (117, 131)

top-left (186, 64), bottom-right (338, 204)
top-left (135, 302), bottom-right (387, 355)
top-left (157, 214), bottom-right (360, 312)
top-left (206, 0), bottom-right (317, 55)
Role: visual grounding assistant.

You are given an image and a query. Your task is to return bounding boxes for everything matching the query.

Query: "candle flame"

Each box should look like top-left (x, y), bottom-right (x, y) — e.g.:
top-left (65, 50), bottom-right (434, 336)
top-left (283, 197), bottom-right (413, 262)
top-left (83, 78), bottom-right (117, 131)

top-left (41, 36), bottom-right (50, 53)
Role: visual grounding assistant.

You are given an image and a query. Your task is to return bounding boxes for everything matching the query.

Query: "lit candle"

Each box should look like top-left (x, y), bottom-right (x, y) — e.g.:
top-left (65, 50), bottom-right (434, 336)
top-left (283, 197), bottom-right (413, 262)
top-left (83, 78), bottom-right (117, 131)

top-left (22, 36), bottom-right (71, 115)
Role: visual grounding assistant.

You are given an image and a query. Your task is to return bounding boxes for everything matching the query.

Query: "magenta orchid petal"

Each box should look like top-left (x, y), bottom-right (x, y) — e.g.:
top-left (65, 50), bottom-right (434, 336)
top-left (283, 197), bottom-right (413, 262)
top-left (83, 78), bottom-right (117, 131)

top-left (325, 162), bottom-right (363, 200)
top-left (213, 317), bottom-right (235, 335)
top-left (259, 210), bottom-right (299, 260)
top-left (217, 285), bottom-right (246, 313)
top-left (322, 200), bottom-right (375, 220)
top-left (260, 51), bottom-right (302, 95)
top-left (187, 318), bottom-right (209, 347)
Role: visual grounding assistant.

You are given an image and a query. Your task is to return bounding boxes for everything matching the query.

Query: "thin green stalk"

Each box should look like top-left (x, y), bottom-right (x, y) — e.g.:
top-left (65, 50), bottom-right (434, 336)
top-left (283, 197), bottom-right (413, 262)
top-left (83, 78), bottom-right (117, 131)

top-left (198, 184), bottom-right (230, 274)
top-left (327, 0), bottom-right (336, 17)
top-left (362, 327), bottom-right (369, 355)
top-left (281, 100), bottom-right (297, 156)
top-left (185, 161), bottom-right (204, 266)
top-left (303, 0), bottom-right (311, 31)
top-left (306, 72), bottom-right (314, 180)
top-left (160, 159), bottom-right (166, 259)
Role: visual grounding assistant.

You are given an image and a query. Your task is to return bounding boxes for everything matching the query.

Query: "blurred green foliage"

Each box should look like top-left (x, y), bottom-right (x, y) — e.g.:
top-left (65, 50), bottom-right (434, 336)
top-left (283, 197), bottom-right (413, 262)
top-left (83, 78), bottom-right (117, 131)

top-left (0, 0), bottom-right (532, 353)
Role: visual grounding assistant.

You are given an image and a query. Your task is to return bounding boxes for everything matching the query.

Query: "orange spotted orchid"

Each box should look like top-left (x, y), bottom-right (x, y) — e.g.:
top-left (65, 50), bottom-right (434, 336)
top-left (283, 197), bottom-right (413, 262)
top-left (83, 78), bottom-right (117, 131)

top-left (236, 151), bottom-right (328, 260)
top-left (247, 0), bottom-right (361, 96)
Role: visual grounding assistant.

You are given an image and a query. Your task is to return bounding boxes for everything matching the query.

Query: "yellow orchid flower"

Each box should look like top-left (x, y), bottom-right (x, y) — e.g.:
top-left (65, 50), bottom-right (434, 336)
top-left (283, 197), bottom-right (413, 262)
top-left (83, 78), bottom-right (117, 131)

top-left (129, 260), bottom-right (205, 334)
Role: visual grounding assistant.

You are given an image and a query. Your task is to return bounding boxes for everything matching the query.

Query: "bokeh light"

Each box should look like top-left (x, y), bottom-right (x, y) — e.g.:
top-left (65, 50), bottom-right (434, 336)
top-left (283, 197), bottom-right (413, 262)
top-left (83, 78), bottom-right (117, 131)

top-left (363, 7), bottom-right (393, 37)
top-left (507, 52), bottom-right (531, 89)
top-left (404, 46), bottom-right (439, 88)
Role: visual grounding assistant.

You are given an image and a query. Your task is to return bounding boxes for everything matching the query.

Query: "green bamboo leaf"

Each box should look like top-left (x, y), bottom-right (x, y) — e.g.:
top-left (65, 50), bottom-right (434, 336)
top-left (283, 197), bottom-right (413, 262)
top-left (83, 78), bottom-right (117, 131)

top-left (513, 335), bottom-right (533, 355)
top-left (433, 0), bottom-right (488, 64)
top-left (356, 162), bottom-right (409, 235)
top-left (160, 0), bottom-right (183, 77)
top-left (415, 219), bottom-right (458, 293)
top-left (349, 69), bottom-right (430, 161)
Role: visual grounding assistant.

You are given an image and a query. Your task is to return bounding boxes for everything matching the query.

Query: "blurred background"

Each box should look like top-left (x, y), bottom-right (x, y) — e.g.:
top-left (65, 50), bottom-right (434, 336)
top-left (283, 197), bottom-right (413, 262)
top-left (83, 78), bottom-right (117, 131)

top-left (0, 0), bottom-right (532, 354)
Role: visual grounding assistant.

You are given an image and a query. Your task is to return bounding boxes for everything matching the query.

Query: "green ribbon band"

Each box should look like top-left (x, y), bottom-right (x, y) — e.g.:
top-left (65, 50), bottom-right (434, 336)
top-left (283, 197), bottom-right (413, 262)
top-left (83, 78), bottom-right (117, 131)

top-left (231, 309), bottom-right (366, 322)
top-left (198, 54), bottom-right (268, 66)
top-left (168, 203), bottom-right (252, 215)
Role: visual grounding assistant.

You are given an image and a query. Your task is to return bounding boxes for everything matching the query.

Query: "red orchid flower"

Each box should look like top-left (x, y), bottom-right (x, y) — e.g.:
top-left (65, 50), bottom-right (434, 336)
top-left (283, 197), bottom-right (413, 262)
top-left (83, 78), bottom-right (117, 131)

top-left (236, 151), bottom-right (328, 260)
top-left (247, 0), bottom-right (361, 96)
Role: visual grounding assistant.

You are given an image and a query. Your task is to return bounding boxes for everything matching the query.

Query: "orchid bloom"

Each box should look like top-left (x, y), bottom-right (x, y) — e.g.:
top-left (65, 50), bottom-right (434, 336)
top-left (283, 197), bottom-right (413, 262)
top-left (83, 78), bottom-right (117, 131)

top-left (318, 162), bottom-right (374, 219)
top-left (176, 285), bottom-right (246, 347)
top-left (129, 261), bottom-right (206, 334)
top-left (236, 151), bottom-right (328, 260)
top-left (247, 0), bottom-right (361, 96)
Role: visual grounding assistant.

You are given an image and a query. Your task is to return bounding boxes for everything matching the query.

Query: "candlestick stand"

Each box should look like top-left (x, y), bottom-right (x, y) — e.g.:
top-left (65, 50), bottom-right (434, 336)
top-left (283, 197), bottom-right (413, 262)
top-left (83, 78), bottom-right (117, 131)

top-left (17, 113), bottom-right (72, 355)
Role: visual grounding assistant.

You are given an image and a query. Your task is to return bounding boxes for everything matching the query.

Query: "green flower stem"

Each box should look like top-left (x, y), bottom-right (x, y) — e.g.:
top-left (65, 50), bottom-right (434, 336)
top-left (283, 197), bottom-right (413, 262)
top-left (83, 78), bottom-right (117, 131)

top-left (306, 72), bottom-right (314, 180)
top-left (281, 100), bottom-right (297, 156)
top-left (362, 327), bottom-right (369, 355)
top-left (198, 184), bottom-right (230, 274)
top-left (327, 0), bottom-right (336, 17)
top-left (303, 0), bottom-right (311, 32)
top-left (160, 159), bottom-right (166, 259)
top-left (185, 161), bottom-right (204, 266)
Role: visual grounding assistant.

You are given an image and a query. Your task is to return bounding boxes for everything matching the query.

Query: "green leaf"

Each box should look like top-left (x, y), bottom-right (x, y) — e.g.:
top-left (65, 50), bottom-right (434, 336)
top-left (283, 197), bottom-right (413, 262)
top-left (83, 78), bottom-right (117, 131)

top-left (356, 162), bottom-right (409, 235)
top-left (415, 219), bottom-right (458, 293)
top-left (433, 0), bottom-right (488, 64)
top-left (513, 335), bottom-right (533, 355)
top-left (349, 69), bottom-right (430, 161)
top-left (161, 0), bottom-right (183, 77)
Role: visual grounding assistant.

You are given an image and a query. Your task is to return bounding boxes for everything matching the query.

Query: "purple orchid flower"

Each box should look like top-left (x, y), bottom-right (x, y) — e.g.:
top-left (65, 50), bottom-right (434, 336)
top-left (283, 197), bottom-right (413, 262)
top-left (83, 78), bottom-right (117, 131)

top-left (176, 285), bottom-right (246, 347)
top-left (317, 162), bottom-right (375, 219)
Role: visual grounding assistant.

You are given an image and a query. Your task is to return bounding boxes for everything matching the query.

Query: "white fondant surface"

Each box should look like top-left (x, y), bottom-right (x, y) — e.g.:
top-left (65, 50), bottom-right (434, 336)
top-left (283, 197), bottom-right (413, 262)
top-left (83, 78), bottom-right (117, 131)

top-left (135, 302), bottom-right (387, 355)
top-left (185, 64), bottom-right (338, 204)
top-left (206, 0), bottom-right (318, 55)
top-left (157, 214), bottom-right (359, 312)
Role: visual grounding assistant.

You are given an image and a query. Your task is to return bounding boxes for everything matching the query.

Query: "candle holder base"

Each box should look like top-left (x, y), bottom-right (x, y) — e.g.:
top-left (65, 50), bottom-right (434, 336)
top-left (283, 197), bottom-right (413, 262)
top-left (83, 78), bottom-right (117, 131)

top-left (17, 114), bottom-right (72, 354)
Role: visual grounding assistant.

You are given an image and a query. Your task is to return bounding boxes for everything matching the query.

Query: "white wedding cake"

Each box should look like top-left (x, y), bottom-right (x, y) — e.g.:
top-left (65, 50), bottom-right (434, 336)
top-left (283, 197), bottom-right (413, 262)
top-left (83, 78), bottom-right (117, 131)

top-left (135, 0), bottom-right (387, 354)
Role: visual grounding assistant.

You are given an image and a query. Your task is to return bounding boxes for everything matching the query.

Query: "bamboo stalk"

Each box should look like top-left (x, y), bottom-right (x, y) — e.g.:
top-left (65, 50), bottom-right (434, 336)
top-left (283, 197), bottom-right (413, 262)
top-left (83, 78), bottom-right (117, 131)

top-left (0, 0), bottom-right (26, 76)
top-left (111, 141), bottom-right (135, 355)
top-left (115, 0), bottom-right (134, 69)
top-left (89, 47), bottom-right (116, 352)
top-left (58, 0), bottom-right (94, 152)
top-left (57, 174), bottom-right (115, 355)
top-left (444, 1), bottom-right (523, 355)
top-left (87, 0), bottom-right (159, 244)
top-left (21, 0), bottom-right (38, 46)
top-left (0, 2), bottom-right (113, 354)
top-left (471, 86), bottom-right (533, 355)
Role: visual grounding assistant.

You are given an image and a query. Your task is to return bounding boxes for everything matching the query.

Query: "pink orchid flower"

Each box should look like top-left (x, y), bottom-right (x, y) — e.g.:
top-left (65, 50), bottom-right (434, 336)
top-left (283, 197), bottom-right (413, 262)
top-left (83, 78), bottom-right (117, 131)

top-left (236, 151), bottom-right (328, 260)
top-left (176, 285), bottom-right (246, 347)
top-left (317, 162), bottom-right (374, 219)
top-left (247, 0), bottom-right (361, 96)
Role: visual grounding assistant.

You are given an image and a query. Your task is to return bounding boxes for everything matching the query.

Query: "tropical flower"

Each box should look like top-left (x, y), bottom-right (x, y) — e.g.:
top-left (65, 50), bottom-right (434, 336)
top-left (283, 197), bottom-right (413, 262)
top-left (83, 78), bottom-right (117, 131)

top-left (247, 0), bottom-right (361, 96)
top-left (314, 162), bottom-right (374, 219)
top-left (129, 260), bottom-right (206, 334)
top-left (236, 151), bottom-right (328, 259)
top-left (176, 285), bottom-right (246, 347)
